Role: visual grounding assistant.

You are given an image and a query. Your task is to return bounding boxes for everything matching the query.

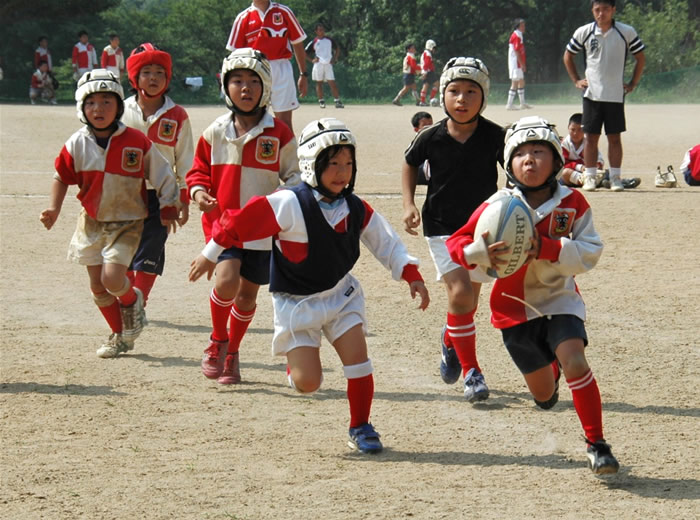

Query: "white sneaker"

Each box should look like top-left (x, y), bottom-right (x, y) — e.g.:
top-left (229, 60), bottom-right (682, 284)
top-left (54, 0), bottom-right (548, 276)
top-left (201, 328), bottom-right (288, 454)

top-left (120, 288), bottom-right (146, 343)
top-left (519, 103), bottom-right (533, 109)
top-left (96, 333), bottom-right (130, 358)
top-left (655, 165), bottom-right (678, 188)
top-left (505, 104), bottom-right (519, 111)
top-left (610, 176), bottom-right (624, 192)
top-left (582, 176), bottom-right (597, 192)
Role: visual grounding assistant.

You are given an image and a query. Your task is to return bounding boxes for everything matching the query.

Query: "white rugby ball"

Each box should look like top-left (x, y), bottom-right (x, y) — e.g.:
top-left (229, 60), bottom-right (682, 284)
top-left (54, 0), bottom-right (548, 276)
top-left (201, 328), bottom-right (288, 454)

top-left (474, 194), bottom-right (535, 278)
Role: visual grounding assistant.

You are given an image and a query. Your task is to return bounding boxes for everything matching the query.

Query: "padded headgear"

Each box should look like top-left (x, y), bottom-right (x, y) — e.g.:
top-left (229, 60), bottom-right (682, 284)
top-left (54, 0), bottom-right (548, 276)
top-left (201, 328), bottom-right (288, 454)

top-left (425, 39), bottom-right (437, 51)
top-left (75, 68), bottom-right (124, 125)
top-left (504, 116), bottom-right (565, 191)
top-left (221, 48), bottom-right (272, 113)
top-left (298, 118), bottom-right (357, 199)
top-left (439, 57), bottom-right (490, 120)
top-left (127, 43), bottom-right (172, 98)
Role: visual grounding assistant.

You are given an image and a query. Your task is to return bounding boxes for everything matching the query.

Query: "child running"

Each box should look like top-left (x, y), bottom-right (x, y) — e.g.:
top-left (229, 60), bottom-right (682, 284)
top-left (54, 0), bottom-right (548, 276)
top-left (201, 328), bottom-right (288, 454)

top-left (189, 118), bottom-right (430, 453)
top-left (185, 48), bottom-right (300, 385)
top-left (402, 57), bottom-right (505, 402)
top-left (446, 116), bottom-right (619, 475)
top-left (40, 69), bottom-right (180, 358)
top-left (122, 43), bottom-right (193, 308)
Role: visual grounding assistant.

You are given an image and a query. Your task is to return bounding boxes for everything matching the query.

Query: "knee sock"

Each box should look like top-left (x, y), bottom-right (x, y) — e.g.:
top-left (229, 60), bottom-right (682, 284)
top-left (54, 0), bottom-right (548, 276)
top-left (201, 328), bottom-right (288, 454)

top-left (447, 310), bottom-right (480, 375)
top-left (507, 89), bottom-right (516, 106)
top-left (430, 87), bottom-right (438, 100)
top-left (109, 277), bottom-right (136, 307)
top-left (210, 288), bottom-right (234, 342)
top-left (133, 271), bottom-right (157, 306)
top-left (420, 90), bottom-right (426, 103)
top-left (228, 303), bottom-right (255, 354)
top-left (93, 290), bottom-right (122, 333)
top-left (518, 88), bottom-right (526, 105)
top-left (345, 360), bottom-right (374, 428)
top-left (567, 369), bottom-right (604, 443)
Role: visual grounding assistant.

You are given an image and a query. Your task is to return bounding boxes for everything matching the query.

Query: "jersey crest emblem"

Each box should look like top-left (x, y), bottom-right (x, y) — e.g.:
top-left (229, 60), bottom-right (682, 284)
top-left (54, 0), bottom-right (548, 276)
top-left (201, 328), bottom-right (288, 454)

top-left (122, 147), bottom-right (144, 172)
top-left (272, 12), bottom-right (283, 25)
top-left (157, 118), bottom-right (178, 143)
top-left (549, 208), bottom-right (576, 237)
top-left (255, 136), bottom-right (280, 164)
top-left (589, 37), bottom-right (599, 56)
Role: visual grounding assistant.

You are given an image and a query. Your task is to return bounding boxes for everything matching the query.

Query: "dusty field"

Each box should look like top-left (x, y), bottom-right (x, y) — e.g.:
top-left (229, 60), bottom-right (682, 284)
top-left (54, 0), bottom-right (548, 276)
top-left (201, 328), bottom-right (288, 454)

top-left (1, 101), bottom-right (699, 520)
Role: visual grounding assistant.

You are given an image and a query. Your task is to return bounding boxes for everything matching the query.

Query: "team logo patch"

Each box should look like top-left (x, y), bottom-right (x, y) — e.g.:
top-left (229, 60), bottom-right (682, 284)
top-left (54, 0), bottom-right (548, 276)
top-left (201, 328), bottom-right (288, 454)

top-left (549, 208), bottom-right (576, 237)
top-left (590, 38), bottom-right (599, 56)
top-left (122, 147), bottom-right (143, 172)
top-left (255, 136), bottom-right (280, 164)
top-left (272, 12), bottom-right (283, 25)
top-left (158, 118), bottom-right (178, 142)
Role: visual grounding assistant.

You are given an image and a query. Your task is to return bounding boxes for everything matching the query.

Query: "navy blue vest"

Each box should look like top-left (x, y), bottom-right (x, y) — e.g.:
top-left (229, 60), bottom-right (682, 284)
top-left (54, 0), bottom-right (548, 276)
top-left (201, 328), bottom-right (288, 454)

top-left (270, 183), bottom-right (365, 295)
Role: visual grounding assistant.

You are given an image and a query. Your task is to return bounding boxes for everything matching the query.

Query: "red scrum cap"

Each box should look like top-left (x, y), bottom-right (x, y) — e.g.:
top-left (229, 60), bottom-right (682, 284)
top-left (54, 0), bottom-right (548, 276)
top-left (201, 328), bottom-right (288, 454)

top-left (127, 43), bottom-right (172, 98)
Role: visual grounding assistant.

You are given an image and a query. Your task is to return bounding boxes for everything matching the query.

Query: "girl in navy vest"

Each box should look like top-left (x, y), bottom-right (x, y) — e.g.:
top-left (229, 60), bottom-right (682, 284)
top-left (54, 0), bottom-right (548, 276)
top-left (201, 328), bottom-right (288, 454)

top-left (190, 118), bottom-right (430, 454)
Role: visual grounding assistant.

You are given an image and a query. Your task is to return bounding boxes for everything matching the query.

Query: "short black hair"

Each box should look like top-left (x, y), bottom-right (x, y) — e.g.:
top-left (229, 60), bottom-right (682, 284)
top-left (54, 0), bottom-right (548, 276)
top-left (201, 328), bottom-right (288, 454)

top-left (568, 113), bottom-right (583, 125)
top-left (78, 30), bottom-right (88, 37)
top-left (109, 34), bottom-right (119, 40)
top-left (411, 111), bottom-right (432, 128)
top-left (591, 0), bottom-right (615, 6)
top-left (405, 43), bottom-right (415, 52)
top-left (38, 36), bottom-right (48, 43)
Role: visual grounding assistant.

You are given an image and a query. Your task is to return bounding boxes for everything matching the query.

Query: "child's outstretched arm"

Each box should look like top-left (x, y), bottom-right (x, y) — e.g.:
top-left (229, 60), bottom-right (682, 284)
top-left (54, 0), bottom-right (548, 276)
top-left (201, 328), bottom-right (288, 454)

top-left (409, 278), bottom-right (430, 310)
top-left (39, 178), bottom-right (68, 230)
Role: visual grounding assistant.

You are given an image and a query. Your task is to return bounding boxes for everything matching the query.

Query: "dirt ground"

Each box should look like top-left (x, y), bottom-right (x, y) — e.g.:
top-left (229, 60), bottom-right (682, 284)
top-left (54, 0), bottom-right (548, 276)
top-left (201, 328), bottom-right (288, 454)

top-left (1, 101), bottom-right (699, 520)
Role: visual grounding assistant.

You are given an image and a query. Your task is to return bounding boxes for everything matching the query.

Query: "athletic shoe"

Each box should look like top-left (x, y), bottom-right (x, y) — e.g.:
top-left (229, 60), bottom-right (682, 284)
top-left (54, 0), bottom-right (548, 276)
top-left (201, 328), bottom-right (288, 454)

top-left (120, 288), bottom-right (145, 343)
top-left (319, 99), bottom-right (326, 109)
top-left (201, 337), bottom-right (229, 379)
top-left (335, 100), bottom-right (345, 109)
top-left (439, 325), bottom-right (461, 384)
top-left (519, 103), bottom-right (533, 109)
top-left (49, 99), bottom-right (58, 105)
top-left (392, 99), bottom-right (402, 106)
top-left (96, 333), bottom-right (130, 358)
top-left (217, 352), bottom-right (241, 385)
top-left (622, 177), bottom-right (641, 189)
top-left (30, 99), bottom-right (37, 105)
top-left (586, 439), bottom-right (620, 475)
top-left (655, 165), bottom-right (677, 188)
top-left (582, 176), bottom-right (597, 192)
top-left (610, 176), bottom-right (624, 192)
top-left (429, 97), bottom-right (439, 107)
top-left (463, 368), bottom-right (489, 402)
top-left (418, 101), bottom-right (429, 107)
top-left (348, 423), bottom-right (383, 454)
top-left (534, 361), bottom-right (561, 410)
top-left (505, 104), bottom-right (518, 111)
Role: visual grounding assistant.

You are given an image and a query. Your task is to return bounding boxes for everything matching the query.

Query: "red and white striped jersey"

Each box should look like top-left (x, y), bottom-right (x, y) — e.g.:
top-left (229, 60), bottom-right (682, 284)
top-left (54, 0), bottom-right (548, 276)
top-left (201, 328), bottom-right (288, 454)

top-left (447, 186), bottom-right (602, 329)
top-left (54, 123), bottom-right (179, 222)
top-left (185, 111), bottom-right (300, 249)
top-left (34, 46), bottom-right (52, 70)
top-left (122, 95), bottom-right (194, 200)
top-left (202, 188), bottom-right (423, 284)
top-left (403, 52), bottom-right (419, 75)
top-left (31, 69), bottom-right (50, 89)
top-left (101, 45), bottom-right (125, 77)
top-left (226, 2), bottom-right (306, 60)
top-left (508, 29), bottom-right (526, 71)
top-left (72, 42), bottom-right (97, 70)
top-left (421, 49), bottom-right (435, 74)
top-left (561, 135), bottom-right (604, 170)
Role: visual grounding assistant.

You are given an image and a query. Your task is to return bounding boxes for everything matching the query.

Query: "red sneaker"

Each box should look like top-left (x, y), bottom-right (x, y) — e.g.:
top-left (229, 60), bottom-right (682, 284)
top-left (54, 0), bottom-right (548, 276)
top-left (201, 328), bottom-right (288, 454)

top-left (217, 352), bottom-right (241, 385)
top-left (201, 337), bottom-right (228, 379)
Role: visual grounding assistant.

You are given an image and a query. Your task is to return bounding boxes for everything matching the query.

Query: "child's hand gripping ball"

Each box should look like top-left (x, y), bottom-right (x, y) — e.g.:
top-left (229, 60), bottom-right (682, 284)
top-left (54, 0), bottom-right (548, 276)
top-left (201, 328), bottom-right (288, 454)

top-left (474, 194), bottom-right (535, 278)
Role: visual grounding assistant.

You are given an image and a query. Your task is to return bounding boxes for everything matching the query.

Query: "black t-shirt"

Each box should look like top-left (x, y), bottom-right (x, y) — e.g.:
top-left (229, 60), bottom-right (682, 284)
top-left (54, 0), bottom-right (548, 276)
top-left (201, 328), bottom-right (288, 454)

top-left (405, 116), bottom-right (505, 236)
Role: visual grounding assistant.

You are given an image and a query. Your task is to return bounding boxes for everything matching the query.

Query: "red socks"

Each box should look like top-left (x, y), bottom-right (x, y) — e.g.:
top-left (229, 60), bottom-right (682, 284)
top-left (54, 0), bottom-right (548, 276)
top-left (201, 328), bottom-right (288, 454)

top-left (210, 289), bottom-right (234, 342)
top-left (93, 291), bottom-right (122, 333)
top-left (133, 271), bottom-right (157, 306)
top-left (227, 303), bottom-right (255, 354)
top-left (447, 311), bottom-right (480, 375)
top-left (567, 369), bottom-right (604, 443)
top-left (347, 374), bottom-right (374, 428)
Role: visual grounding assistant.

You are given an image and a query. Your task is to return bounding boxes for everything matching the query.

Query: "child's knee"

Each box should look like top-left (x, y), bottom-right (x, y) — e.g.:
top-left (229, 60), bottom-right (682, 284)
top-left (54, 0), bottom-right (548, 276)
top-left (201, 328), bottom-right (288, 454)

top-left (560, 353), bottom-right (589, 379)
top-left (289, 371), bottom-right (323, 394)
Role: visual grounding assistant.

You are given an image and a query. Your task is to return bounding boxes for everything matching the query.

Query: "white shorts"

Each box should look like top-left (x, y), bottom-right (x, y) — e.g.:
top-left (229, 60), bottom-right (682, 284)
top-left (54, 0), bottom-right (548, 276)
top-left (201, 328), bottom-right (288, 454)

top-left (68, 209), bottom-right (143, 266)
top-left (271, 272), bottom-right (367, 356)
top-left (312, 62), bottom-right (335, 82)
top-left (509, 67), bottom-right (524, 81)
top-left (270, 59), bottom-right (299, 113)
top-left (426, 235), bottom-right (492, 283)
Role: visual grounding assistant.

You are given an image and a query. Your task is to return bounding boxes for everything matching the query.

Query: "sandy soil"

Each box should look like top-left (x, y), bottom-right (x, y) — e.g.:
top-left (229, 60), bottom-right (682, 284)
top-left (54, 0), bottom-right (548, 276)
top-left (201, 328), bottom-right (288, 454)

top-left (1, 101), bottom-right (699, 520)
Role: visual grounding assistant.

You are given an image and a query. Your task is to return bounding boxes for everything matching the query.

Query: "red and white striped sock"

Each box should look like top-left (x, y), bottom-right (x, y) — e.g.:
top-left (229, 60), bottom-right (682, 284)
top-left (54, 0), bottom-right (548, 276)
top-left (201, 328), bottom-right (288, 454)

top-left (210, 288), bottom-right (233, 342)
top-left (447, 310), bottom-right (480, 375)
top-left (228, 303), bottom-right (255, 354)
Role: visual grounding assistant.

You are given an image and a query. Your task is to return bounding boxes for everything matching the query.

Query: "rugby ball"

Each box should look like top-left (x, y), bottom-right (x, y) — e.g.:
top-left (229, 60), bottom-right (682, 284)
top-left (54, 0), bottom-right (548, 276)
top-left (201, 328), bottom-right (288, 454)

top-left (473, 194), bottom-right (535, 278)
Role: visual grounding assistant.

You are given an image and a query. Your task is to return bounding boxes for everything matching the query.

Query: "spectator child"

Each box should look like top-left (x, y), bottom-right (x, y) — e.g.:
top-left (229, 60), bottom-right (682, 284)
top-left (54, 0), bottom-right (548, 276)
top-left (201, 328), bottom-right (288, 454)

top-left (305, 23), bottom-right (344, 109)
top-left (189, 118), bottom-right (430, 453)
top-left (681, 144), bottom-right (700, 186)
top-left (34, 36), bottom-right (53, 71)
top-left (506, 19), bottom-right (532, 110)
top-left (29, 60), bottom-right (56, 105)
top-left (410, 111), bottom-right (433, 185)
top-left (101, 34), bottom-right (125, 80)
top-left (186, 48), bottom-right (300, 385)
top-left (72, 30), bottom-right (98, 81)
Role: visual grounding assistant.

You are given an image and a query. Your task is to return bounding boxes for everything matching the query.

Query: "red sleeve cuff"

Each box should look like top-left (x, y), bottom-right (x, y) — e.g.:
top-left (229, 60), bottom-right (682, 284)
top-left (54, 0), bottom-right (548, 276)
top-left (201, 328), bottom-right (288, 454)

top-left (401, 263), bottom-right (424, 284)
top-left (538, 236), bottom-right (561, 262)
top-left (179, 188), bottom-right (189, 204)
top-left (160, 206), bottom-right (178, 220)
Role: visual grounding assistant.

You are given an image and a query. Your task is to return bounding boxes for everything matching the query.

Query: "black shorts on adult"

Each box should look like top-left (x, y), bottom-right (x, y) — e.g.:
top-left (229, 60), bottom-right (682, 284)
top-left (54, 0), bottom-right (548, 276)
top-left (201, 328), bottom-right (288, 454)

top-left (501, 315), bottom-right (588, 374)
top-left (217, 246), bottom-right (271, 285)
top-left (582, 97), bottom-right (626, 135)
top-left (403, 73), bottom-right (415, 86)
top-left (424, 70), bottom-right (438, 85)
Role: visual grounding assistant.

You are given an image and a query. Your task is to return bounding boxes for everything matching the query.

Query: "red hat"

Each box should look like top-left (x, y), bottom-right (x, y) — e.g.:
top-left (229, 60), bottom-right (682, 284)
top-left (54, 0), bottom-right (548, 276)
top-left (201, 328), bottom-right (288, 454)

top-left (127, 43), bottom-right (172, 98)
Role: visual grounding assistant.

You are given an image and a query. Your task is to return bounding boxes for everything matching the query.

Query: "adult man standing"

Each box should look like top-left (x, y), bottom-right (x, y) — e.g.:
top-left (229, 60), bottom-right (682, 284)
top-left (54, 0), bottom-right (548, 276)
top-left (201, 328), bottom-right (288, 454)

top-left (226, 0), bottom-right (308, 133)
top-left (505, 19), bottom-right (531, 110)
top-left (563, 0), bottom-right (645, 192)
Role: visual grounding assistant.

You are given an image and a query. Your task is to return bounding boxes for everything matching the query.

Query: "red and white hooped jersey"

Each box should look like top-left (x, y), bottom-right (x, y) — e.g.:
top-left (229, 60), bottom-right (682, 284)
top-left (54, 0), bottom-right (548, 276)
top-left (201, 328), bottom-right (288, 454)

top-left (122, 95), bottom-right (194, 198)
top-left (34, 47), bottom-right (52, 70)
top-left (72, 42), bottom-right (97, 70)
top-left (226, 2), bottom-right (306, 60)
top-left (101, 45), bottom-right (125, 77)
top-left (54, 123), bottom-right (179, 222)
top-left (421, 49), bottom-right (435, 74)
top-left (185, 111), bottom-right (300, 249)
top-left (202, 188), bottom-right (423, 285)
top-left (446, 186), bottom-right (603, 329)
top-left (403, 52), bottom-right (419, 75)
